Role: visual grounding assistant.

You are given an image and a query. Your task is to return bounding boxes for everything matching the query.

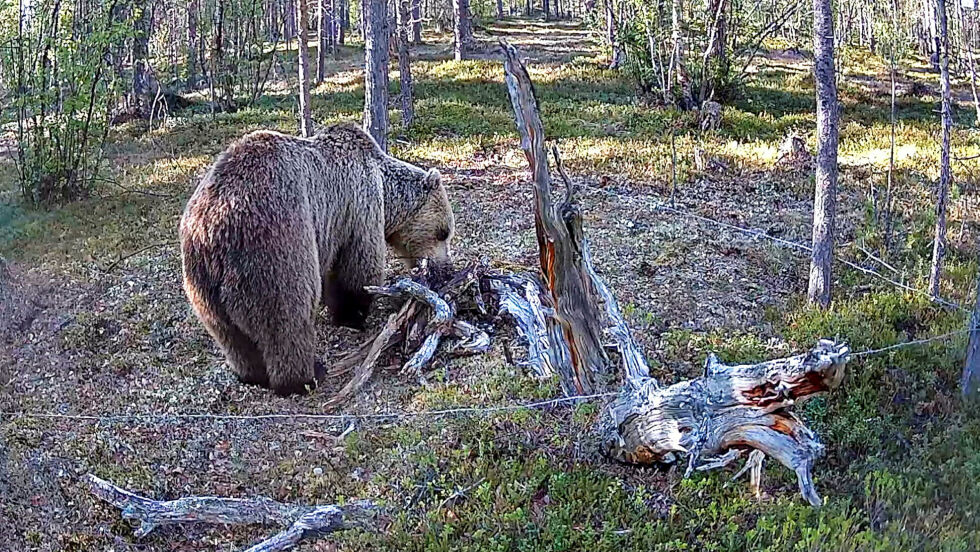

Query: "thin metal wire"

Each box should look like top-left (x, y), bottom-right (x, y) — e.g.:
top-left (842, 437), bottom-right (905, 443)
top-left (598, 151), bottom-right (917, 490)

top-left (1, 392), bottom-right (619, 424)
top-left (3, 183), bottom-right (975, 426)
top-left (848, 328), bottom-right (973, 357)
top-left (5, 327), bottom-right (976, 424)
top-left (584, 184), bottom-right (968, 313)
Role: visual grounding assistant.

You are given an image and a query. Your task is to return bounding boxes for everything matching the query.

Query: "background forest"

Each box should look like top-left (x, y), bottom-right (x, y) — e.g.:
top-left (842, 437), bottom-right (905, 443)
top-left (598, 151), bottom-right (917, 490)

top-left (1, 0), bottom-right (979, 550)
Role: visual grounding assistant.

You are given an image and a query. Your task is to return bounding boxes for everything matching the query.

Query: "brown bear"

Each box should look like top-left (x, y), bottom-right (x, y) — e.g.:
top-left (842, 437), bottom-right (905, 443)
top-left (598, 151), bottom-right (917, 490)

top-left (179, 123), bottom-right (455, 396)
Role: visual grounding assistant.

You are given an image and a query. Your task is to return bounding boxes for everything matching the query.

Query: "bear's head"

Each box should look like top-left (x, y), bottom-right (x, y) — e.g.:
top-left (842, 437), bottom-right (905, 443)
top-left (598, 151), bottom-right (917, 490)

top-left (387, 169), bottom-right (455, 281)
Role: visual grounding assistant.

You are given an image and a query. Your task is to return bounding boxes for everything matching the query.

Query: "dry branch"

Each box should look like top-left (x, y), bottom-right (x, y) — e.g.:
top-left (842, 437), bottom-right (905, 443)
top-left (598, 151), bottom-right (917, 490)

top-left (86, 474), bottom-right (377, 550)
top-left (321, 269), bottom-right (492, 409)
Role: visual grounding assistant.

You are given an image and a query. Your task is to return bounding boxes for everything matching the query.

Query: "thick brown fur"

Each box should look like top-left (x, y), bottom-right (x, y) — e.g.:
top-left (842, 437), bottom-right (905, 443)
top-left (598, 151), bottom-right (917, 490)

top-left (179, 123), bottom-right (454, 395)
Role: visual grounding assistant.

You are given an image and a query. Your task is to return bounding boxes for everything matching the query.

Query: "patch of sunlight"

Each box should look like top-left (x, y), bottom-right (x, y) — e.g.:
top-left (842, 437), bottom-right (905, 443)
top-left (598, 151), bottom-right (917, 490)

top-left (142, 155), bottom-right (212, 189)
top-left (841, 144), bottom-right (920, 169)
top-left (395, 138), bottom-right (481, 165)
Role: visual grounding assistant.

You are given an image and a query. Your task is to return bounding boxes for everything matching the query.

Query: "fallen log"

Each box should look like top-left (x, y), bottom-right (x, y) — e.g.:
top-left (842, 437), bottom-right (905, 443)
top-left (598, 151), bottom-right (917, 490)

top-left (86, 474), bottom-right (377, 551)
top-left (597, 340), bottom-right (849, 506)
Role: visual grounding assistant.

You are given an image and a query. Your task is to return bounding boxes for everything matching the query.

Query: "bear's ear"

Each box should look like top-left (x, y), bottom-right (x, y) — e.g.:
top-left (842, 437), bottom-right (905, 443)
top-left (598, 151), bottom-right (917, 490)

top-left (424, 168), bottom-right (442, 190)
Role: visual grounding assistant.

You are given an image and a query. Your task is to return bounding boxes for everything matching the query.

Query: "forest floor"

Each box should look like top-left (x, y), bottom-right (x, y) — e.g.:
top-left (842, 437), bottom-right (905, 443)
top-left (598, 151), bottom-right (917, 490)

top-left (2, 17), bottom-right (980, 552)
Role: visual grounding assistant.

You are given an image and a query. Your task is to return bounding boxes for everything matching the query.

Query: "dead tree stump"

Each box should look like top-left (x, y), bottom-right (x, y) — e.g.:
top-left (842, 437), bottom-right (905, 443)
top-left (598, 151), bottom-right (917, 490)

top-left (499, 41), bottom-right (849, 505)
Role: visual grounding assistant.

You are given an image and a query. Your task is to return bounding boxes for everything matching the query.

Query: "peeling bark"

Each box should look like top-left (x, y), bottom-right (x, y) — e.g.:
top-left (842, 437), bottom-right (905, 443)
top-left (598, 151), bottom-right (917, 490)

top-left (500, 41), bottom-right (625, 395)
top-left (598, 340), bottom-right (849, 506)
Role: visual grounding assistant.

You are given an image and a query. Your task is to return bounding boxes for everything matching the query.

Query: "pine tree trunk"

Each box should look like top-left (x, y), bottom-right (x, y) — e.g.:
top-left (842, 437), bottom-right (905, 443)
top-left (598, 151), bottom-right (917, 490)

top-left (453, 0), bottom-right (473, 61)
top-left (808, 0), bottom-right (839, 308)
top-left (960, 3), bottom-right (980, 125)
top-left (929, 0), bottom-right (952, 298)
top-left (296, 0), bottom-right (314, 137)
top-left (883, 0), bottom-right (898, 251)
top-left (363, 0), bottom-right (389, 149)
top-left (132, 0), bottom-right (153, 114)
top-left (339, 0), bottom-right (347, 44)
top-left (317, 0), bottom-right (327, 83)
top-left (671, 0), bottom-right (693, 108)
top-left (604, 0), bottom-right (622, 69)
top-left (412, 0), bottom-right (422, 43)
top-left (188, 0), bottom-right (199, 86)
top-left (398, 0), bottom-right (415, 128)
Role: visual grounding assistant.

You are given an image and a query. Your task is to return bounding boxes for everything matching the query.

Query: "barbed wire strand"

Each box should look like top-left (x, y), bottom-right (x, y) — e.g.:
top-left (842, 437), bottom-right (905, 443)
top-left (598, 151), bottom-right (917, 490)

top-left (582, 184), bottom-right (969, 313)
top-left (1, 392), bottom-right (619, 424)
top-left (5, 329), bottom-right (975, 425)
top-left (2, 182), bottom-right (975, 425)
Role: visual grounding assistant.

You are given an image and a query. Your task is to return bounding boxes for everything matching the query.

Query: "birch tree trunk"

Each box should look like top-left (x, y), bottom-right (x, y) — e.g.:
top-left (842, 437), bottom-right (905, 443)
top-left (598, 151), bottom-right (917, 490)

top-left (807, 0), bottom-right (839, 308)
top-left (296, 0), bottom-right (314, 137)
top-left (398, 0), bottom-right (415, 128)
top-left (453, 0), bottom-right (473, 61)
top-left (929, 0), bottom-right (952, 298)
top-left (363, 0), bottom-right (389, 149)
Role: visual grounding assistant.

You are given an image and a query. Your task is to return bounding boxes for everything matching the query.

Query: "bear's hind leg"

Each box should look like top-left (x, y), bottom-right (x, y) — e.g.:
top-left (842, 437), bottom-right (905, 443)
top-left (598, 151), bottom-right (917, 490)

top-left (327, 236), bottom-right (385, 330)
top-left (257, 315), bottom-right (321, 396)
top-left (233, 282), bottom-right (322, 396)
top-left (189, 292), bottom-right (269, 387)
top-left (219, 324), bottom-right (269, 388)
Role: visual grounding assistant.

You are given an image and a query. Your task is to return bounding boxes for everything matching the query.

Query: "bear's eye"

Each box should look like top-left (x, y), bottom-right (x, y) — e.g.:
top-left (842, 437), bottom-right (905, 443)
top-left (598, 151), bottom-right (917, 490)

top-left (436, 227), bottom-right (451, 242)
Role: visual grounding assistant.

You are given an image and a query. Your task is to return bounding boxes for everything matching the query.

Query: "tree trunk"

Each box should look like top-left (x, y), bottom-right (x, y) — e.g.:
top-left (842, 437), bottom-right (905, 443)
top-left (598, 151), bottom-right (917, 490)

top-left (497, 0), bottom-right (504, 19)
top-left (700, 0), bottom-right (729, 103)
top-left (339, 0), bottom-right (347, 44)
top-left (960, 4), bottom-right (980, 126)
top-left (453, 0), bottom-right (473, 61)
top-left (671, 0), bottom-right (693, 108)
top-left (317, 0), bottom-right (328, 83)
top-left (929, 0), bottom-right (952, 298)
top-left (412, 0), bottom-right (422, 43)
top-left (296, 0), bottom-right (314, 137)
top-left (807, 0), bottom-right (839, 308)
top-left (604, 0), bottom-right (622, 69)
top-left (132, 0), bottom-right (153, 114)
top-left (964, 254), bottom-right (980, 401)
top-left (883, 0), bottom-right (898, 251)
top-left (363, 0), bottom-right (389, 149)
top-left (188, 0), bottom-right (199, 86)
top-left (543, 0), bottom-right (550, 20)
top-left (398, 0), bottom-right (415, 128)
